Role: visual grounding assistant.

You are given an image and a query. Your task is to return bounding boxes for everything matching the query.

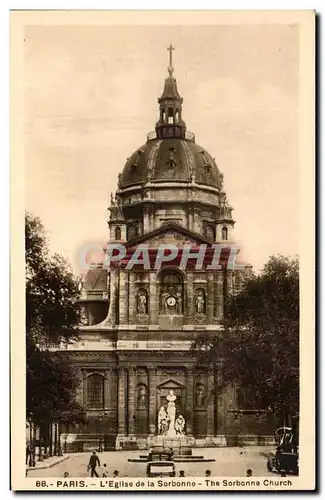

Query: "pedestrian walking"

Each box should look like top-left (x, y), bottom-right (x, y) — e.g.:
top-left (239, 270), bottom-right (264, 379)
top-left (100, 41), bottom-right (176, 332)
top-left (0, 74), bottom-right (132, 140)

top-left (26, 444), bottom-right (32, 465)
top-left (179, 470), bottom-right (185, 477)
top-left (246, 469), bottom-right (253, 477)
top-left (205, 470), bottom-right (211, 477)
top-left (87, 451), bottom-right (100, 477)
top-left (102, 463), bottom-right (109, 477)
top-left (113, 470), bottom-right (119, 477)
top-left (64, 472), bottom-right (69, 478)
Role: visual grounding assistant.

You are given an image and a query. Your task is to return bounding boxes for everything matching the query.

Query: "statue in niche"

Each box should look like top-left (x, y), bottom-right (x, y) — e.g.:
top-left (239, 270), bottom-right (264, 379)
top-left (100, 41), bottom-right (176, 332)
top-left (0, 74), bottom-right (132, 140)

top-left (175, 415), bottom-right (186, 436)
top-left (196, 385), bottom-right (206, 409)
top-left (137, 385), bottom-right (147, 408)
top-left (137, 289), bottom-right (148, 315)
top-left (195, 290), bottom-right (206, 315)
top-left (80, 306), bottom-right (88, 326)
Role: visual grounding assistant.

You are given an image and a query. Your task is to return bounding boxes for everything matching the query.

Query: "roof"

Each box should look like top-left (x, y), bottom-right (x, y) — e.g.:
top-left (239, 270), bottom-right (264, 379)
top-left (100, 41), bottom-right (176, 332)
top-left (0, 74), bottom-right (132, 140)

top-left (119, 138), bottom-right (221, 189)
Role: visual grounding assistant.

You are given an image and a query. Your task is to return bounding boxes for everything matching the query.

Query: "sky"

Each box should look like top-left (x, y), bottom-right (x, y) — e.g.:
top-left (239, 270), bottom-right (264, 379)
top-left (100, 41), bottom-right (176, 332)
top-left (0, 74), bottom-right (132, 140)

top-left (25, 23), bottom-right (299, 272)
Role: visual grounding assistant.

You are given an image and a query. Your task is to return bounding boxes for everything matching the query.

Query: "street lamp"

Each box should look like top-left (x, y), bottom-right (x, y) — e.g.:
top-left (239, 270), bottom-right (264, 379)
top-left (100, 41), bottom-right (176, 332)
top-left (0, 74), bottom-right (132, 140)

top-left (64, 436), bottom-right (68, 454)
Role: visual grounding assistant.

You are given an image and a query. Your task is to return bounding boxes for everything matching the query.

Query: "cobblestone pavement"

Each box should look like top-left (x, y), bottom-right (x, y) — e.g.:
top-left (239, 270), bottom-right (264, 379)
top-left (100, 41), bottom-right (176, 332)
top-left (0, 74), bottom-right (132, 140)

top-left (27, 447), bottom-right (275, 478)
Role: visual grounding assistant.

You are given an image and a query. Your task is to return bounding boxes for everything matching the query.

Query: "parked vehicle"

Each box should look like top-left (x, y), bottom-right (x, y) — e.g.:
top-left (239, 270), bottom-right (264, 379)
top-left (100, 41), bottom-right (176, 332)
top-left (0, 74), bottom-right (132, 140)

top-left (267, 427), bottom-right (299, 475)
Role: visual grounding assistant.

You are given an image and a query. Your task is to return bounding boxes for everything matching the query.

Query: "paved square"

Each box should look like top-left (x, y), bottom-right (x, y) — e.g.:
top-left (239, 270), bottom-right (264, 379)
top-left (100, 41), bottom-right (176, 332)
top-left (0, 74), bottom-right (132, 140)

top-left (28, 447), bottom-right (275, 478)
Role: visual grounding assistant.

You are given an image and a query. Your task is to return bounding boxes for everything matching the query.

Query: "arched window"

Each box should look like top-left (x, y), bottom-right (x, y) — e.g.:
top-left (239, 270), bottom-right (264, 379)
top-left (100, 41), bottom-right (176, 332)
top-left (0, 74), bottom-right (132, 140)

top-left (204, 224), bottom-right (215, 242)
top-left (222, 226), bottom-right (228, 240)
top-left (115, 226), bottom-right (121, 240)
top-left (87, 374), bottom-right (104, 408)
top-left (127, 224), bottom-right (138, 241)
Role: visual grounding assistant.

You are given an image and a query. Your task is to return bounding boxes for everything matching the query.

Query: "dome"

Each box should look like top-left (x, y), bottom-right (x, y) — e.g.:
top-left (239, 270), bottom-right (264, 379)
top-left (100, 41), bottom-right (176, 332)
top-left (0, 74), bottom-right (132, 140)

top-left (119, 138), bottom-right (222, 189)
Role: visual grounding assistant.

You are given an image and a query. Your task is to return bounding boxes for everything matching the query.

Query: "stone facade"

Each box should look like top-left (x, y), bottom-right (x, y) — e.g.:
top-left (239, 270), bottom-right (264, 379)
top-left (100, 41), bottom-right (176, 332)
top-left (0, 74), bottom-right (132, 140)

top-left (59, 52), bottom-right (278, 451)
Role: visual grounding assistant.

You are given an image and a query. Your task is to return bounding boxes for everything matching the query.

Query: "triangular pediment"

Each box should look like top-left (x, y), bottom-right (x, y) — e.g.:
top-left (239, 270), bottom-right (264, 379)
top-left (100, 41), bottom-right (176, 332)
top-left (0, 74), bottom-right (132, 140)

top-left (157, 379), bottom-right (185, 389)
top-left (126, 221), bottom-right (210, 248)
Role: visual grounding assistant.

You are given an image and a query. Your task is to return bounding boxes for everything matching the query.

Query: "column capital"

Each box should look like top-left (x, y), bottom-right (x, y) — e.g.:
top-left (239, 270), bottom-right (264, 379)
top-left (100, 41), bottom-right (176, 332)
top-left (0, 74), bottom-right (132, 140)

top-left (127, 366), bottom-right (138, 376)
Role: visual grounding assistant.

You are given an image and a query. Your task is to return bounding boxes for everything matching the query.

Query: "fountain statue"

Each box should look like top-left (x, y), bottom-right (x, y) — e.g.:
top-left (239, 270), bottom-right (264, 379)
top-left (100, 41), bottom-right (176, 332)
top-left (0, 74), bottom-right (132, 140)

top-left (157, 390), bottom-right (186, 437)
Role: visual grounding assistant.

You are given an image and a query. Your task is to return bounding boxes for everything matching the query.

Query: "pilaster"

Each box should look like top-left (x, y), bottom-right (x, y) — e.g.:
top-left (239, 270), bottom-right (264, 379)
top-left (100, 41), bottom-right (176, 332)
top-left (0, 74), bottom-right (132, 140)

top-left (215, 271), bottom-right (224, 320)
top-left (119, 270), bottom-right (128, 324)
top-left (207, 272), bottom-right (214, 324)
top-left (149, 272), bottom-right (158, 325)
top-left (207, 372), bottom-right (215, 436)
top-left (117, 367), bottom-right (127, 435)
top-left (148, 366), bottom-right (156, 435)
top-left (127, 367), bottom-right (137, 435)
top-left (107, 267), bottom-right (118, 326)
top-left (186, 272), bottom-right (194, 322)
top-left (186, 367), bottom-right (194, 435)
top-left (129, 273), bottom-right (137, 324)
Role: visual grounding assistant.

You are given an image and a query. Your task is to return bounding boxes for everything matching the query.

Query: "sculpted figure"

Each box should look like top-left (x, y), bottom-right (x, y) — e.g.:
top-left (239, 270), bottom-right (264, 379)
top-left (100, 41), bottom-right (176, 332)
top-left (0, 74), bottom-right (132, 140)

top-left (166, 391), bottom-right (177, 437)
top-left (137, 290), bottom-right (147, 315)
top-left (158, 406), bottom-right (169, 436)
top-left (196, 385), bottom-right (206, 408)
top-left (195, 291), bottom-right (205, 315)
top-left (80, 307), bottom-right (88, 326)
top-left (137, 386), bottom-right (147, 408)
top-left (175, 415), bottom-right (185, 436)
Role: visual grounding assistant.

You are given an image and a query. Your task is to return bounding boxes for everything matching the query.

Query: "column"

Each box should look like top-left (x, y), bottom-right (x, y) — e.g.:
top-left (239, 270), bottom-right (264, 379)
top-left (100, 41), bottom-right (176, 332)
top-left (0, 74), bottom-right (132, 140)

top-left (188, 206), bottom-right (194, 232)
top-left (127, 367), bottom-right (137, 435)
top-left (193, 209), bottom-right (200, 233)
top-left (226, 270), bottom-right (233, 297)
top-left (129, 273), bottom-right (137, 324)
top-left (104, 370), bottom-right (110, 409)
top-left (107, 267), bottom-right (117, 326)
top-left (150, 206), bottom-right (155, 231)
top-left (215, 365), bottom-right (225, 435)
top-left (186, 272), bottom-right (194, 322)
top-left (82, 370), bottom-right (87, 408)
top-left (207, 372), bottom-right (215, 436)
top-left (186, 367), bottom-right (194, 435)
top-left (143, 205), bottom-right (150, 233)
top-left (149, 272), bottom-right (157, 325)
top-left (215, 271), bottom-right (224, 320)
top-left (207, 272), bottom-right (214, 324)
top-left (148, 366), bottom-right (156, 435)
top-left (117, 367), bottom-right (127, 435)
top-left (119, 270), bottom-right (128, 324)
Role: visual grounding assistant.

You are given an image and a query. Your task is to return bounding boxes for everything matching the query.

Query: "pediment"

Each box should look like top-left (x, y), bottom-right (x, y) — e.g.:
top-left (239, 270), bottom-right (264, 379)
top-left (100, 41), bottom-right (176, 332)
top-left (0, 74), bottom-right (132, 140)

top-left (157, 379), bottom-right (185, 389)
top-left (147, 230), bottom-right (200, 248)
top-left (126, 222), bottom-right (210, 248)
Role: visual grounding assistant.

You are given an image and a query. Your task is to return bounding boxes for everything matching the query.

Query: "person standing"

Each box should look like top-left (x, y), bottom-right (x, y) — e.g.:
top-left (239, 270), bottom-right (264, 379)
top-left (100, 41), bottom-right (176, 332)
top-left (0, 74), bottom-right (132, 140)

top-left (88, 451), bottom-right (100, 477)
top-left (102, 463), bottom-right (109, 477)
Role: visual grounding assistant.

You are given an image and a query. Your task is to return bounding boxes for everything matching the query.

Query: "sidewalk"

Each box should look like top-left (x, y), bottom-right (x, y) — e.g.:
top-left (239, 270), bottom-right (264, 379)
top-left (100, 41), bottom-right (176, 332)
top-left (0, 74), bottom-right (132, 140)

top-left (26, 454), bottom-right (70, 471)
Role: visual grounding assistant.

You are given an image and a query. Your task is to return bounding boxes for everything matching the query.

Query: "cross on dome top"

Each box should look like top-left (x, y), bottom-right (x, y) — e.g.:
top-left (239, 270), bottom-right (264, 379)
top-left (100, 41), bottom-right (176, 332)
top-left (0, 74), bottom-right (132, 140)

top-left (167, 44), bottom-right (175, 76)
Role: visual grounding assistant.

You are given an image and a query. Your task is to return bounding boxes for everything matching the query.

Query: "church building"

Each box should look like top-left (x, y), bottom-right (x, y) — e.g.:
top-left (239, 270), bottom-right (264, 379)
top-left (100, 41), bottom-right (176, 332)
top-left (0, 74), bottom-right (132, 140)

top-left (61, 47), bottom-right (277, 451)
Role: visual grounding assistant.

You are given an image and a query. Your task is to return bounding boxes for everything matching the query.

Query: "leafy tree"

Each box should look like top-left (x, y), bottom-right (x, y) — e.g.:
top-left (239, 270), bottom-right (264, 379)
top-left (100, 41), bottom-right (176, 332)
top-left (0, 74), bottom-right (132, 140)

top-left (26, 212), bottom-right (86, 427)
top-left (193, 255), bottom-right (299, 423)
